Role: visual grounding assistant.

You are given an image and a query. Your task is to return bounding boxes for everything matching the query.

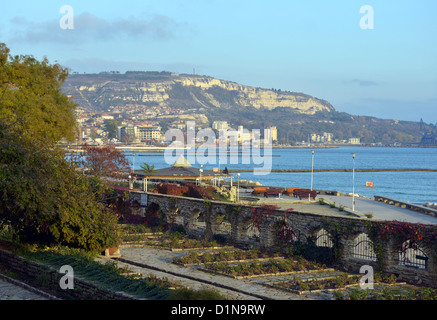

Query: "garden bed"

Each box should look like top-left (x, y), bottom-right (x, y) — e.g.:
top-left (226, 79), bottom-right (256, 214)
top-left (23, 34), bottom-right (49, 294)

top-left (172, 249), bottom-right (284, 266)
top-left (121, 231), bottom-right (233, 251)
top-left (265, 274), bottom-right (363, 295)
top-left (201, 257), bottom-right (333, 279)
top-left (265, 273), bottom-right (408, 295)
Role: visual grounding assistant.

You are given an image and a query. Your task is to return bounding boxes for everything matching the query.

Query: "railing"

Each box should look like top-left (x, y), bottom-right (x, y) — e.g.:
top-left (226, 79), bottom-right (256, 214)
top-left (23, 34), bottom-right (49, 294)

top-left (374, 195), bottom-right (437, 216)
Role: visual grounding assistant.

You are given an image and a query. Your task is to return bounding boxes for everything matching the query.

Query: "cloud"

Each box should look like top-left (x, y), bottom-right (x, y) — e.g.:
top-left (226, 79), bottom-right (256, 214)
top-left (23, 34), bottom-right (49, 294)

top-left (7, 12), bottom-right (180, 45)
top-left (346, 79), bottom-right (379, 87)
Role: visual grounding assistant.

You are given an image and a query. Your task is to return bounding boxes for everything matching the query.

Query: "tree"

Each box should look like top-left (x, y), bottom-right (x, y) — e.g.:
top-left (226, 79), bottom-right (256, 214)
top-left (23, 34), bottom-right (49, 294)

top-left (140, 162), bottom-right (156, 174)
top-left (0, 121), bottom-right (121, 251)
top-left (121, 132), bottom-right (136, 144)
top-left (0, 43), bottom-right (77, 144)
top-left (104, 119), bottom-right (120, 139)
top-left (80, 144), bottom-right (130, 180)
top-left (0, 44), bottom-right (121, 251)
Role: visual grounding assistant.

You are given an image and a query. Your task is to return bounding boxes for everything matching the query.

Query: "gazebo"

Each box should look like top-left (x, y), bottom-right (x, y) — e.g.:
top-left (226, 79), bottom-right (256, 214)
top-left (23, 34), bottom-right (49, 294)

top-left (133, 155), bottom-right (234, 189)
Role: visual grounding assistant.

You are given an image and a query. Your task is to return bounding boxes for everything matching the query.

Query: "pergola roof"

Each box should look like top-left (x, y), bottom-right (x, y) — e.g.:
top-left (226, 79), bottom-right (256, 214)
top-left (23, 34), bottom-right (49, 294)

top-left (134, 155), bottom-right (232, 180)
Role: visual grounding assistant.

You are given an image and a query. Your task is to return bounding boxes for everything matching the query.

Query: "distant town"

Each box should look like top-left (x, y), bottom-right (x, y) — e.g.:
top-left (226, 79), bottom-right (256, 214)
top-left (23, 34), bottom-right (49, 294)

top-left (71, 107), bottom-right (370, 148)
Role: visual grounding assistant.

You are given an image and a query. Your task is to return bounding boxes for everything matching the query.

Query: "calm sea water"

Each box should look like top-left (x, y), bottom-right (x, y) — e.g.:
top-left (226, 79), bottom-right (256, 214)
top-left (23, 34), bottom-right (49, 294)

top-left (130, 147), bottom-right (437, 205)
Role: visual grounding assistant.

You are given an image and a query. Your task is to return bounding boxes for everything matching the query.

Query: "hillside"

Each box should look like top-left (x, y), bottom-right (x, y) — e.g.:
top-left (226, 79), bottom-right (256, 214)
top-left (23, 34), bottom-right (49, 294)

top-left (62, 71), bottom-right (426, 145)
top-left (62, 71), bottom-right (335, 114)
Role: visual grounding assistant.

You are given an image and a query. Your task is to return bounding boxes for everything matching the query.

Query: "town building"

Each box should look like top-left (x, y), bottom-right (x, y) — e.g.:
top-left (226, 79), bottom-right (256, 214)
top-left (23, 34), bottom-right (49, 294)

top-left (212, 121), bottom-right (230, 130)
top-left (348, 137), bottom-right (361, 144)
top-left (118, 124), bottom-right (162, 143)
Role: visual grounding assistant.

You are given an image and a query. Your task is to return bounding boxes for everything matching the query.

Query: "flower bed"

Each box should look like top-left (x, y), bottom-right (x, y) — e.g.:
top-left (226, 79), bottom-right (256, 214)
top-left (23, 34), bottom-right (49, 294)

top-left (266, 274), bottom-right (362, 295)
top-left (172, 249), bottom-right (284, 266)
top-left (121, 230), bottom-right (232, 251)
top-left (340, 285), bottom-right (437, 300)
top-left (267, 273), bottom-right (408, 295)
top-left (203, 257), bottom-right (332, 279)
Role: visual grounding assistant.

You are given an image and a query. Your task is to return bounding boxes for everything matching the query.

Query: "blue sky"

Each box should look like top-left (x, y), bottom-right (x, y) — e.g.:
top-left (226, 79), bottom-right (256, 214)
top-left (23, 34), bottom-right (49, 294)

top-left (1, 0), bottom-right (436, 123)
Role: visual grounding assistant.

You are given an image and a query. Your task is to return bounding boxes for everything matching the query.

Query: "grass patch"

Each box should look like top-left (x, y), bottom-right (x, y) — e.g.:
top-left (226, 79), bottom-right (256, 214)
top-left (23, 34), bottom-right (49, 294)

top-left (22, 246), bottom-right (171, 299)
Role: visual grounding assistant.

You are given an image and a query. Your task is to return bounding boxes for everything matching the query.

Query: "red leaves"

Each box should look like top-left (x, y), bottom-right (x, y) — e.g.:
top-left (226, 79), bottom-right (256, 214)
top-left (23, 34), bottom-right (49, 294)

top-left (378, 220), bottom-right (427, 246)
top-left (277, 222), bottom-right (295, 244)
top-left (156, 183), bottom-right (190, 196)
top-left (80, 144), bottom-right (130, 179)
top-left (251, 205), bottom-right (278, 232)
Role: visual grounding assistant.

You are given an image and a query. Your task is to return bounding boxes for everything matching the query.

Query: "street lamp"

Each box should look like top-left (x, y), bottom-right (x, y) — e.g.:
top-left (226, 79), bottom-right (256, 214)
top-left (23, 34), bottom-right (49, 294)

top-left (237, 173), bottom-right (240, 203)
top-left (352, 153), bottom-right (356, 212)
top-left (311, 150), bottom-right (315, 191)
top-left (200, 164), bottom-right (203, 184)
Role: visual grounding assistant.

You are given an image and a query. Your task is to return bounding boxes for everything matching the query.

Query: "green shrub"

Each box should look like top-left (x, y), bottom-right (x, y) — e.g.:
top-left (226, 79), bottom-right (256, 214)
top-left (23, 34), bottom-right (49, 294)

top-left (169, 287), bottom-right (227, 300)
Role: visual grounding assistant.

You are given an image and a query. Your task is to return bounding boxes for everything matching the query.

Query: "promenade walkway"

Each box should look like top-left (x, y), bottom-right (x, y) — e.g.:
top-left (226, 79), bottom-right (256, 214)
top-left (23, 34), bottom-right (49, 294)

top-left (255, 194), bottom-right (437, 225)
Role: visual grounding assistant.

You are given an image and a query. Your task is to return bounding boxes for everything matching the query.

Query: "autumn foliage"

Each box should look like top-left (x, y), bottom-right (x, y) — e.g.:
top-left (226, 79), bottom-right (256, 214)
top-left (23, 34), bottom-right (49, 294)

top-left (156, 182), bottom-right (220, 200)
top-left (79, 144), bottom-right (131, 179)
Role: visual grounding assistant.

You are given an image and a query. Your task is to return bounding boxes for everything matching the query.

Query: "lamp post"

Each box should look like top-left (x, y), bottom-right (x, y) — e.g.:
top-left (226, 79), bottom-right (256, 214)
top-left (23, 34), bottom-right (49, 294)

top-left (200, 164), bottom-right (203, 184)
top-left (352, 153), bottom-right (356, 212)
top-left (143, 177), bottom-right (148, 192)
top-left (311, 150), bottom-right (315, 191)
top-left (237, 173), bottom-right (240, 203)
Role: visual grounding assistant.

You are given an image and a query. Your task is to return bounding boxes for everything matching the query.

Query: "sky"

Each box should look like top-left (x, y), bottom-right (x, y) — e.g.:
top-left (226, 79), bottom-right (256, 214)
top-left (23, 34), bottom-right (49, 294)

top-left (1, 0), bottom-right (436, 123)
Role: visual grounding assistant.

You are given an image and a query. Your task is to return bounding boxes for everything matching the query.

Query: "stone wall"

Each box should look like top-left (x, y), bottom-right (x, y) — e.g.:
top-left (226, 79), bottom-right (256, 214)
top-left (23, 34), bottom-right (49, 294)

top-left (129, 191), bottom-right (437, 288)
top-left (0, 249), bottom-right (136, 300)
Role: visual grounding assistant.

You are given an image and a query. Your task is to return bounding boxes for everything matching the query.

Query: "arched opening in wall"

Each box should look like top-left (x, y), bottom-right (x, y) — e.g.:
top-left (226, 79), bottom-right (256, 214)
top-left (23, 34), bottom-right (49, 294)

top-left (245, 221), bottom-right (261, 243)
top-left (211, 211), bottom-right (232, 244)
top-left (144, 202), bottom-right (163, 228)
top-left (274, 220), bottom-right (296, 248)
top-left (298, 228), bottom-right (335, 265)
top-left (314, 228), bottom-right (334, 248)
top-left (122, 200), bottom-right (145, 224)
top-left (187, 208), bottom-right (207, 236)
top-left (399, 240), bottom-right (428, 270)
top-left (352, 233), bottom-right (377, 262)
top-left (194, 209), bottom-right (206, 228)
top-left (166, 205), bottom-right (181, 227)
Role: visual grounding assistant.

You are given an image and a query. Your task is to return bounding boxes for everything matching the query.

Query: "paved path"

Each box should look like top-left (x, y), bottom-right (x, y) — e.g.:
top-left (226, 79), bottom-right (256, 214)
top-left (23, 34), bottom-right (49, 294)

top-left (252, 194), bottom-right (437, 225)
top-left (319, 195), bottom-right (437, 225)
top-left (113, 246), bottom-right (339, 300)
top-left (0, 276), bottom-right (51, 300)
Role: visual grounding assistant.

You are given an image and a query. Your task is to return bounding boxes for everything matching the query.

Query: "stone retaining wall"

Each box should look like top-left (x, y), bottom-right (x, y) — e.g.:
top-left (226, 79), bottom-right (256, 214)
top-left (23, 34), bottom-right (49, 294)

top-left (128, 191), bottom-right (437, 288)
top-left (0, 249), bottom-right (136, 300)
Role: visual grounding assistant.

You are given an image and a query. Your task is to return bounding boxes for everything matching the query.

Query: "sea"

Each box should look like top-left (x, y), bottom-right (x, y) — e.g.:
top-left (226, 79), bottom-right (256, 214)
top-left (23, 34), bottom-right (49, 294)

top-left (128, 146), bottom-right (437, 205)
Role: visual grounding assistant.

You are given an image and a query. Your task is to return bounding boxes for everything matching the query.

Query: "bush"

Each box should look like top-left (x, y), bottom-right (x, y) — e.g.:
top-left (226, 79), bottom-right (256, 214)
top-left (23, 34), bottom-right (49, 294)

top-left (0, 123), bottom-right (121, 252)
top-left (169, 287), bottom-right (227, 300)
top-left (155, 182), bottom-right (223, 201)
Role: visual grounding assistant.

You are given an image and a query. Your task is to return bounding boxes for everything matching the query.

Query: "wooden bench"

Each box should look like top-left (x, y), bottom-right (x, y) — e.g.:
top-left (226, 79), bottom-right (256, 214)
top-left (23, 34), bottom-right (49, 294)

top-left (252, 186), bottom-right (268, 196)
top-left (263, 188), bottom-right (283, 198)
top-left (283, 187), bottom-right (299, 196)
top-left (293, 189), bottom-right (317, 200)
